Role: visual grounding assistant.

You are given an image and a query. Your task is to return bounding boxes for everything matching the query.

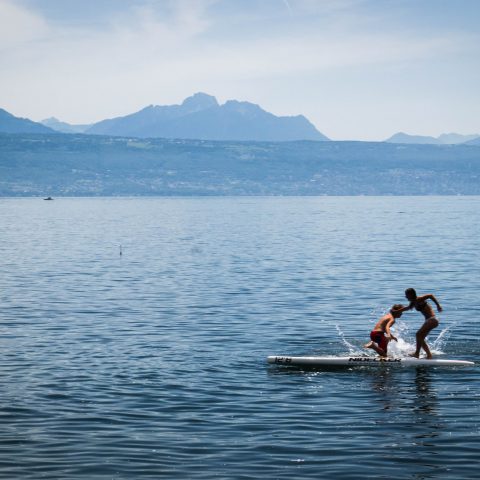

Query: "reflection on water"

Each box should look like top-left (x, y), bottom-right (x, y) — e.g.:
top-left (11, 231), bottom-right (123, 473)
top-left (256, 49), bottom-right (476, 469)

top-left (369, 367), bottom-right (395, 412)
top-left (412, 369), bottom-right (443, 447)
top-left (364, 367), bottom-right (448, 479)
top-left (413, 369), bottom-right (437, 416)
top-left (368, 367), bottom-right (441, 424)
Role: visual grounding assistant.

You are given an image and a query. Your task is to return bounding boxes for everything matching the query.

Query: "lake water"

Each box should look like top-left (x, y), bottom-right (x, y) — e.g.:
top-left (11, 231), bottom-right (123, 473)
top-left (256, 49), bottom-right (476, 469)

top-left (0, 196), bottom-right (479, 479)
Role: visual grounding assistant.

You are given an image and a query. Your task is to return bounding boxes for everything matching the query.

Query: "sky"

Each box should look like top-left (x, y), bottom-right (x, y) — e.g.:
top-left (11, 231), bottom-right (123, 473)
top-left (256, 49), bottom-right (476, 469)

top-left (0, 0), bottom-right (479, 141)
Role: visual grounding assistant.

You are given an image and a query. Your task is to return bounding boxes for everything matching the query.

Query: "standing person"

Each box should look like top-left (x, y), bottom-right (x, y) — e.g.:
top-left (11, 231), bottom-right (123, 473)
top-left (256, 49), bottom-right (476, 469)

top-left (399, 288), bottom-right (443, 359)
top-left (364, 305), bottom-right (404, 357)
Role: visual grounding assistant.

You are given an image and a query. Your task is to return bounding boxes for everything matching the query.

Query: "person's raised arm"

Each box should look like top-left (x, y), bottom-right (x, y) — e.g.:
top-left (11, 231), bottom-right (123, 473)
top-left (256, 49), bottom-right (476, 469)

top-left (395, 303), bottom-right (413, 314)
top-left (422, 294), bottom-right (443, 312)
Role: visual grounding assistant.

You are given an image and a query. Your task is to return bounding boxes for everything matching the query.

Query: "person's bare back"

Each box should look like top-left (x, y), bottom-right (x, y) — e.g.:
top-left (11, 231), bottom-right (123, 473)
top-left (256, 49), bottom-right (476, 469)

top-left (373, 313), bottom-right (395, 333)
top-left (364, 305), bottom-right (404, 357)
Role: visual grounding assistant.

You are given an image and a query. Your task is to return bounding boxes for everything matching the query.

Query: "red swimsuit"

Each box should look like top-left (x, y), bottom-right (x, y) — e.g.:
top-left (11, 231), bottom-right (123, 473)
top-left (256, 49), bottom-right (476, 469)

top-left (370, 330), bottom-right (388, 352)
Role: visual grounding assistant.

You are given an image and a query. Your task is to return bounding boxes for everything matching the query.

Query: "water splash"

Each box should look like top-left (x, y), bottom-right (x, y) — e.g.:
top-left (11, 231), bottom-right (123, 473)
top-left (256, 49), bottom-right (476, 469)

top-left (335, 323), bottom-right (362, 355)
top-left (388, 319), bottom-right (453, 357)
top-left (431, 322), bottom-right (455, 355)
top-left (388, 337), bottom-right (415, 357)
top-left (388, 319), bottom-right (414, 356)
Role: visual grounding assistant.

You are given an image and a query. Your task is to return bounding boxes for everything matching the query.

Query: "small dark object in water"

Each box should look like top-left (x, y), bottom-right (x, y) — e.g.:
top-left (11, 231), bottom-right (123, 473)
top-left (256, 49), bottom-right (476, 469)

top-left (44, 197), bottom-right (54, 200)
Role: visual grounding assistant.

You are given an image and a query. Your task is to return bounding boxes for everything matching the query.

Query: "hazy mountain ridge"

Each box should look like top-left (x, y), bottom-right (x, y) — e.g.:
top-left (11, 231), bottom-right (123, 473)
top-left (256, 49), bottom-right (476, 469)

top-left (386, 131), bottom-right (479, 145)
top-left (1, 133), bottom-right (479, 197)
top-left (2, 100), bottom-right (478, 145)
top-left (41, 117), bottom-right (92, 134)
top-left (0, 108), bottom-right (55, 134)
top-left (466, 136), bottom-right (480, 146)
top-left (85, 93), bottom-right (329, 141)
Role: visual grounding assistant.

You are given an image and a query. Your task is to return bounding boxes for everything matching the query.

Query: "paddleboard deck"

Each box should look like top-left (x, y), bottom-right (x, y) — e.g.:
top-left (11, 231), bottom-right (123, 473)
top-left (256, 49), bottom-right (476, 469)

top-left (267, 355), bottom-right (475, 367)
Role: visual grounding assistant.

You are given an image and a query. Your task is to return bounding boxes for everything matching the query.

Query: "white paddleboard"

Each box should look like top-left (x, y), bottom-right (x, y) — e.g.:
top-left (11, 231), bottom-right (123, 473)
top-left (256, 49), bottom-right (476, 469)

top-left (267, 355), bottom-right (475, 367)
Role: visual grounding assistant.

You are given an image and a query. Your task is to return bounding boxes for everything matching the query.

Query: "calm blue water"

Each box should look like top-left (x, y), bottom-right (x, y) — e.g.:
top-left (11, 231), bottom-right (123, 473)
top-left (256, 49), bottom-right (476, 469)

top-left (0, 196), bottom-right (479, 479)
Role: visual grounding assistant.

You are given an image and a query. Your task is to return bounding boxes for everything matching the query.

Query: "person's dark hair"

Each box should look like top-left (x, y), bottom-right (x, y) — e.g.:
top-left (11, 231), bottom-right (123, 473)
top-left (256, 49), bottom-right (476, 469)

top-left (390, 304), bottom-right (404, 313)
top-left (405, 288), bottom-right (417, 300)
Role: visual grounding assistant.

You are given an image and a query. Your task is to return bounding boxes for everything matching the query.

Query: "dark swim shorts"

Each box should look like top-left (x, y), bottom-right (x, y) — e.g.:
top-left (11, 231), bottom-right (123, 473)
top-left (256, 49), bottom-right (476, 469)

top-left (370, 330), bottom-right (388, 352)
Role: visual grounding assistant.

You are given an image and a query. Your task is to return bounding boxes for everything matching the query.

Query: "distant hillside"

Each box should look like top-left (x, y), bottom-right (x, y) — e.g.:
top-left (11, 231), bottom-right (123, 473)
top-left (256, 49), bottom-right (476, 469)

top-left (41, 117), bottom-right (91, 134)
top-left (86, 93), bottom-right (329, 142)
top-left (438, 133), bottom-right (479, 144)
top-left (386, 132), bottom-right (440, 145)
top-left (386, 132), bottom-right (478, 145)
top-left (1, 133), bottom-right (480, 197)
top-left (0, 108), bottom-right (55, 134)
top-left (466, 136), bottom-right (480, 146)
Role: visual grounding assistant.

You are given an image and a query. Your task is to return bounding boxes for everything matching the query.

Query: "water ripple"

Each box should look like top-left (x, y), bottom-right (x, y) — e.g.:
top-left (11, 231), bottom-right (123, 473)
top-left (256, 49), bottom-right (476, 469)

top-left (0, 197), bottom-right (479, 479)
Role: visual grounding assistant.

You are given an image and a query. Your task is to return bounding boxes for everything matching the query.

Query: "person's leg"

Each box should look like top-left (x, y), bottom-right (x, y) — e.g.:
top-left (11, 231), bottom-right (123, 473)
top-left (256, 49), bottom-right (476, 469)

top-left (364, 341), bottom-right (387, 357)
top-left (411, 318), bottom-right (438, 358)
top-left (365, 331), bottom-right (388, 357)
top-left (422, 340), bottom-right (432, 359)
top-left (414, 328), bottom-right (427, 357)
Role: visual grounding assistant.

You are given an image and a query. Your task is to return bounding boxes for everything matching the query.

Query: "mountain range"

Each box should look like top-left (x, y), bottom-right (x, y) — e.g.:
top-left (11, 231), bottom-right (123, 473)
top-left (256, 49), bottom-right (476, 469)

top-left (83, 93), bottom-right (328, 141)
top-left (385, 132), bottom-right (479, 145)
top-left (0, 108), bottom-right (55, 134)
top-left (41, 117), bottom-right (91, 134)
top-left (465, 136), bottom-right (480, 146)
top-left (1, 94), bottom-right (328, 141)
top-left (0, 95), bottom-right (478, 144)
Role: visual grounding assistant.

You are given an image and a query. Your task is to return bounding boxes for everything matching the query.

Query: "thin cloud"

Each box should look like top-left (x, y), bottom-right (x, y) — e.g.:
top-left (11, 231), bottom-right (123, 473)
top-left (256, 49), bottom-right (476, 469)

top-left (1, 0), bottom-right (478, 139)
top-left (282, 0), bottom-right (293, 16)
top-left (0, 0), bottom-right (49, 49)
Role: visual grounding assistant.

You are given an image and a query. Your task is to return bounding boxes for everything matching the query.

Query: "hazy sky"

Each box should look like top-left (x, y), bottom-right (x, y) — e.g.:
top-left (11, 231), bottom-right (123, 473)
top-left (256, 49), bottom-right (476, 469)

top-left (1, 0), bottom-right (479, 140)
